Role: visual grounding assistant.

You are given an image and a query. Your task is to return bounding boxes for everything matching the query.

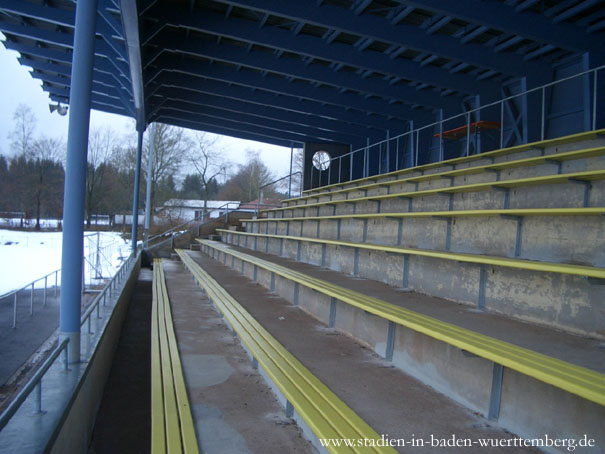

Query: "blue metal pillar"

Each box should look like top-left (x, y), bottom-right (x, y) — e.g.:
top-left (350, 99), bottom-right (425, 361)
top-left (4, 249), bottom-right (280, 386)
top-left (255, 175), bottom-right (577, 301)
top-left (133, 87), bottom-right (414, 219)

top-left (131, 128), bottom-right (144, 251)
top-left (59, 0), bottom-right (98, 363)
top-left (144, 123), bottom-right (156, 248)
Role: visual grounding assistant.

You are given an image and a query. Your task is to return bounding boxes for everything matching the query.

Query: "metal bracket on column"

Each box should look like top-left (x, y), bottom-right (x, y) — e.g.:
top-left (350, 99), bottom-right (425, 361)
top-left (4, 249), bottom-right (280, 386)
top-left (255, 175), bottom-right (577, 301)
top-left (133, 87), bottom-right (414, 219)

top-left (329, 297), bottom-right (337, 328)
top-left (568, 178), bottom-right (592, 207)
top-left (385, 321), bottom-right (396, 361)
top-left (491, 186), bottom-right (511, 209)
top-left (343, 201), bottom-right (357, 214)
top-left (544, 158), bottom-right (563, 174)
top-left (440, 175), bottom-right (455, 187)
top-left (485, 168), bottom-right (501, 181)
top-left (296, 240), bottom-right (302, 261)
top-left (279, 238), bottom-right (284, 257)
top-left (316, 220), bottom-right (321, 238)
top-left (488, 363), bottom-right (504, 421)
top-left (270, 272), bottom-right (275, 292)
top-left (500, 215), bottom-right (524, 257)
top-left (265, 235), bottom-right (269, 253)
top-left (241, 261), bottom-right (245, 274)
top-left (402, 254), bottom-right (410, 289)
top-left (231, 256), bottom-right (235, 269)
top-left (353, 248), bottom-right (360, 276)
top-left (336, 218), bottom-right (342, 240)
top-left (254, 236), bottom-right (258, 251)
top-left (253, 265), bottom-right (258, 282)
top-left (285, 400), bottom-right (294, 418)
top-left (285, 221), bottom-right (290, 236)
top-left (274, 222), bottom-right (279, 235)
top-left (321, 244), bottom-right (327, 267)
top-left (293, 282), bottom-right (300, 306)
top-left (398, 196), bottom-right (413, 212)
top-left (252, 357), bottom-right (258, 370)
top-left (478, 264), bottom-right (487, 310)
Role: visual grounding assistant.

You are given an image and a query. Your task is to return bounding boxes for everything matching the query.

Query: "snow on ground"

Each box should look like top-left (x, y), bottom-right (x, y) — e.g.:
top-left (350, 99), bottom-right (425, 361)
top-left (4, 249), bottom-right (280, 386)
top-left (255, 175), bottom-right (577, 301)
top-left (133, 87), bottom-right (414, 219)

top-left (0, 229), bottom-right (130, 296)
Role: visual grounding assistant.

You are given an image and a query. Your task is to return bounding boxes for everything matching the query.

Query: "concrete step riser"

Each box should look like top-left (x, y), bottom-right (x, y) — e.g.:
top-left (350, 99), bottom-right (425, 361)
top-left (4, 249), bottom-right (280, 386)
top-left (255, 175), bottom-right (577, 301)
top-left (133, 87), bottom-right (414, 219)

top-left (224, 233), bottom-right (605, 340)
top-left (245, 215), bottom-right (605, 268)
top-left (272, 180), bottom-right (605, 218)
top-left (201, 242), bottom-right (605, 451)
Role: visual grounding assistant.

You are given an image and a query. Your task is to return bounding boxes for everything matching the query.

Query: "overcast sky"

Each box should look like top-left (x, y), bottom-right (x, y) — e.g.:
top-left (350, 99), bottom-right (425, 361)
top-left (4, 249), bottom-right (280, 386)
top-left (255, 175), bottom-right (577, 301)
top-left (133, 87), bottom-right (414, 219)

top-left (0, 33), bottom-right (297, 180)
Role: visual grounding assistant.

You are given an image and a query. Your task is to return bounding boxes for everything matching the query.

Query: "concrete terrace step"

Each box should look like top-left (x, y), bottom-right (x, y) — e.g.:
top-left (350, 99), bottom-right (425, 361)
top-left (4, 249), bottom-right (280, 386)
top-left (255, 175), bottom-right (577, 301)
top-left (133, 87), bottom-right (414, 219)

top-left (264, 169), bottom-right (605, 219)
top-left (242, 208), bottom-right (605, 270)
top-left (193, 241), bottom-right (605, 449)
top-left (301, 128), bottom-right (605, 197)
top-left (285, 145), bottom-right (605, 208)
top-left (176, 249), bottom-right (542, 453)
top-left (217, 228), bottom-right (605, 340)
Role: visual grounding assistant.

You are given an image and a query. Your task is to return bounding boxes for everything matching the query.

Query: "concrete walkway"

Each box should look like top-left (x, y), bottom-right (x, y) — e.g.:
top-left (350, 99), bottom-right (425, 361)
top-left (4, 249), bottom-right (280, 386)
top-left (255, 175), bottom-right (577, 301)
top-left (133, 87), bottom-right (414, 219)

top-left (0, 287), bottom-right (61, 387)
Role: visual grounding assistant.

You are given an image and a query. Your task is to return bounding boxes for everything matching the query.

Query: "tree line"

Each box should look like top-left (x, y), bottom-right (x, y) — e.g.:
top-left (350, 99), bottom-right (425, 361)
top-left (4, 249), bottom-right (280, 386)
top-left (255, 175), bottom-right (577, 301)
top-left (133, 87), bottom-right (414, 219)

top-left (1, 104), bottom-right (297, 230)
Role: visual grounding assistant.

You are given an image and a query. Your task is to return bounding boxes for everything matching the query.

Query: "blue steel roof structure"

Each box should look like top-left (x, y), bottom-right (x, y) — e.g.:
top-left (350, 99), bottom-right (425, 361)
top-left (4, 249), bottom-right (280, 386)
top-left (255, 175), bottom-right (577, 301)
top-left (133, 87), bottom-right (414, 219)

top-left (0, 0), bottom-right (603, 149)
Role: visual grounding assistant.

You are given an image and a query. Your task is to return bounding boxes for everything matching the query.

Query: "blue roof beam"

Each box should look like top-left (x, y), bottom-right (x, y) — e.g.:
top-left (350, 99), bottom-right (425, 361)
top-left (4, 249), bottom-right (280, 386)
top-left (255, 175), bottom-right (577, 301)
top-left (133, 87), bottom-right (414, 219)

top-left (214, 0), bottom-right (547, 77)
top-left (153, 115), bottom-right (302, 148)
top-left (145, 55), bottom-right (432, 121)
top-left (400, 0), bottom-right (603, 58)
top-left (147, 8), bottom-right (498, 97)
top-left (3, 40), bottom-right (133, 98)
top-left (148, 87), bottom-right (375, 138)
top-left (153, 101), bottom-right (365, 144)
top-left (144, 71), bottom-right (421, 132)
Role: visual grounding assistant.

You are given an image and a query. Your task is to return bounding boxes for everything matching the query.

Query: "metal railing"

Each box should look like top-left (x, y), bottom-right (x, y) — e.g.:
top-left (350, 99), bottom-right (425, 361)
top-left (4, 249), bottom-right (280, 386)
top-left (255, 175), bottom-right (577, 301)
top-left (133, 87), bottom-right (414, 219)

top-left (257, 171), bottom-right (302, 214)
top-left (147, 202), bottom-right (242, 250)
top-left (310, 65), bottom-right (603, 190)
top-left (0, 337), bottom-right (69, 431)
top-left (0, 249), bottom-right (137, 431)
top-left (1, 236), bottom-right (127, 329)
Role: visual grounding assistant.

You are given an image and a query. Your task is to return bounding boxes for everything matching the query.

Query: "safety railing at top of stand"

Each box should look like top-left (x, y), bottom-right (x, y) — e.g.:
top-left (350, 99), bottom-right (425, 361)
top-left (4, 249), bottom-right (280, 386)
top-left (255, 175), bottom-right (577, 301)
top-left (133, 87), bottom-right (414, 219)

top-left (147, 201), bottom-right (242, 250)
top-left (0, 249), bottom-right (137, 432)
top-left (310, 65), bottom-right (604, 189)
top-left (257, 171), bottom-right (303, 215)
top-left (0, 237), bottom-right (127, 329)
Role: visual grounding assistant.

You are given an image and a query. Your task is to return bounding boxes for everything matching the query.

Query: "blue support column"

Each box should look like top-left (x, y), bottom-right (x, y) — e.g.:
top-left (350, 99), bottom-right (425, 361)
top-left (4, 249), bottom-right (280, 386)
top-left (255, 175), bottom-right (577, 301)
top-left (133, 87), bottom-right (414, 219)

top-left (144, 123), bottom-right (156, 247)
top-left (59, 0), bottom-right (99, 363)
top-left (131, 128), bottom-right (144, 251)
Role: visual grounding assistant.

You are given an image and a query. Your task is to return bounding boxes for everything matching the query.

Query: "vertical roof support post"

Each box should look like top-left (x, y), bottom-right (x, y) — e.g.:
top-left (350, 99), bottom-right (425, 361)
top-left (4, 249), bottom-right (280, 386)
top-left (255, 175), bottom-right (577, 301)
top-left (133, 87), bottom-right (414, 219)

top-left (144, 123), bottom-right (156, 248)
top-left (288, 142), bottom-right (294, 199)
top-left (132, 128), bottom-right (144, 251)
top-left (59, 0), bottom-right (99, 364)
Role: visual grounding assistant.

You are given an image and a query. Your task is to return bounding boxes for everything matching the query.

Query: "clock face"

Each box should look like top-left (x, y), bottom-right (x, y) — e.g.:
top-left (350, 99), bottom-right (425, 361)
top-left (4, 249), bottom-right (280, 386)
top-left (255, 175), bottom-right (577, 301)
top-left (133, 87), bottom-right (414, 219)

top-left (312, 150), bottom-right (331, 171)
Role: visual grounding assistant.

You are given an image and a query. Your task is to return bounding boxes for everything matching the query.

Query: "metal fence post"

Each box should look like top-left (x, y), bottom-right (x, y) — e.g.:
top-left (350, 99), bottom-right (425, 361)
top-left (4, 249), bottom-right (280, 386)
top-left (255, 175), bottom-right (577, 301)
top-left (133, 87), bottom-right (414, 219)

top-left (13, 293), bottom-right (17, 328)
top-left (44, 276), bottom-right (47, 307)
top-left (500, 100), bottom-right (504, 149)
top-left (541, 86), bottom-right (546, 141)
top-left (30, 283), bottom-right (34, 316)
top-left (466, 111), bottom-right (471, 157)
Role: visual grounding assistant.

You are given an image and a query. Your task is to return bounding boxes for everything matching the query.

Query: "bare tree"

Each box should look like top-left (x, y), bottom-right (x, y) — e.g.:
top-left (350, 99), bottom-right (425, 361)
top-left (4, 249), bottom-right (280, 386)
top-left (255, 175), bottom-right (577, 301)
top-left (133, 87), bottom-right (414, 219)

top-left (187, 132), bottom-right (226, 219)
top-left (28, 135), bottom-right (65, 230)
top-left (218, 149), bottom-right (276, 203)
top-left (145, 123), bottom-right (188, 215)
top-left (9, 104), bottom-right (37, 157)
top-left (86, 127), bottom-right (116, 226)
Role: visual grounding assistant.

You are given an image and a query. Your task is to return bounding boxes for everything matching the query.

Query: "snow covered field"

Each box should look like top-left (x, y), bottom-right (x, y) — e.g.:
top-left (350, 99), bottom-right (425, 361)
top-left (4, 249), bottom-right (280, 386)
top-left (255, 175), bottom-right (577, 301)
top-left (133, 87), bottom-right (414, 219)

top-left (0, 229), bottom-right (130, 295)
